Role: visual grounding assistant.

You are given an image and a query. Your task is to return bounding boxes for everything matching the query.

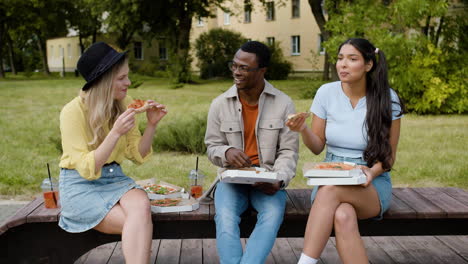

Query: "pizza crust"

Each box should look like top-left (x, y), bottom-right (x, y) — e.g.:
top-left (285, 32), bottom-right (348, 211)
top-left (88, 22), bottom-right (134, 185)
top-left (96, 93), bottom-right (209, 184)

top-left (287, 112), bottom-right (311, 122)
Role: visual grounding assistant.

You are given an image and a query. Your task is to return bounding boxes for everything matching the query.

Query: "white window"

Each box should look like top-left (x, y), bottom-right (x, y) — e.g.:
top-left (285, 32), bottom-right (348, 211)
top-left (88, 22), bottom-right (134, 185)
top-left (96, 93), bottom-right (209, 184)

top-left (67, 44), bottom-right (71, 59)
top-left (224, 12), bottom-right (230, 25)
top-left (197, 17), bottom-right (204, 26)
top-left (292, 0), bottom-right (300, 18)
top-left (266, 2), bottom-right (275, 21)
top-left (244, 3), bottom-right (252, 23)
top-left (318, 34), bottom-right (325, 54)
top-left (134, 42), bottom-right (143, 60)
top-left (266, 37), bottom-right (275, 46)
top-left (50, 46), bottom-right (54, 58)
top-left (59, 45), bottom-right (64, 58)
top-left (159, 42), bottom-right (168, 60)
top-left (291, 35), bottom-right (300, 55)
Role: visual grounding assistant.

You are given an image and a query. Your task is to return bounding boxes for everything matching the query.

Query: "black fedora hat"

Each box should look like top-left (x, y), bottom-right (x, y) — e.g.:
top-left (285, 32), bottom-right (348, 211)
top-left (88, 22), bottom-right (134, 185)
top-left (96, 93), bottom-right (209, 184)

top-left (77, 42), bottom-right (128, 91)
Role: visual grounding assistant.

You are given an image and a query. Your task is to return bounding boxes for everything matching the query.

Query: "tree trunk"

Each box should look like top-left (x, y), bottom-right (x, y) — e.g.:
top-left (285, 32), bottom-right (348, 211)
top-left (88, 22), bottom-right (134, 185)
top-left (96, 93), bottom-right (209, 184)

top-left (434, 16), bottom-right (444, 47)
top-left (0, 22), bottom-right (5, 78)
top-left (6, 31), bottom-right (16, 75)
top-left (36, 33), bottom-right (50, 76)
top-left (423, 16), bottom-right (431, 36)
top-left (79, 34), bottom-right (85, 54)
top-left (175, 14), bottom-right (193, 83)
top-left (308, 0), bottom-right (331, 80)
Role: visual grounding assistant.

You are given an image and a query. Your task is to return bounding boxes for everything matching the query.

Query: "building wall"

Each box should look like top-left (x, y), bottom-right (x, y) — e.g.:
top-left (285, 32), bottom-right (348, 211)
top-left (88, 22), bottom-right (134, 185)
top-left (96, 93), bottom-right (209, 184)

top-left (47, 36), bottom-right (81, 72)
top-left (47, 35), bottom-right (165, 73)
top-left (190, 0), bottom-right (325, 72)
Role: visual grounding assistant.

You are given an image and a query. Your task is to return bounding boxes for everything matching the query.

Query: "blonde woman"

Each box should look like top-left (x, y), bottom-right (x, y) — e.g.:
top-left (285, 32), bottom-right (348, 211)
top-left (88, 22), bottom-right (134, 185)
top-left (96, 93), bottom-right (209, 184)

top-left (58, 42), bottom-right (167, 263)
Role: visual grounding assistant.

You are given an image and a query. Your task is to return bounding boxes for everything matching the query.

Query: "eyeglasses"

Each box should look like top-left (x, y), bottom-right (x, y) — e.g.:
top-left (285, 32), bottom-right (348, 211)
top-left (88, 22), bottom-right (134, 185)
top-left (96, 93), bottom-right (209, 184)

top-left (228, 61), bottom-right (261, 73)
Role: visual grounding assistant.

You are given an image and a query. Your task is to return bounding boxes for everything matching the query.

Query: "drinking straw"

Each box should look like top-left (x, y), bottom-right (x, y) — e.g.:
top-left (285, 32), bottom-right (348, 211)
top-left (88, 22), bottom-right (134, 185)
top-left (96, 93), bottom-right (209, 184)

top-left (195, 156), bottom-right (199, 186)
top-left (47, 163), bottom-right (57, 206)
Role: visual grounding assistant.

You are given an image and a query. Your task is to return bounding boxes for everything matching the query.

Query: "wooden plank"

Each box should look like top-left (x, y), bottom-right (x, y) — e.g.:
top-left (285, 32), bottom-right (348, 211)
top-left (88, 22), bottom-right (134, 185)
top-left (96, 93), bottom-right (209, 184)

top-left (202, 239), bottom-right (218, 264)
top-left (156, 239), bottom-right (181, 264)
top-left (286, 189), bottom-right (312, 216)
top-left (82, 242), bottom-right (116, 264)
top-left (407, 236), bottom-right (467, 264)
top-left (392, 188), bottom-right (445, 218)
top-left (440, 188), bottom-right (468, 206)
top-left (319, 239), bottom-right (342, 264)
top-left (286, 237), bottom-right (303, 260)
top-left (362, 237), bottom-right (395, 264)
top-left (436, 236), bottom-right (468, 261)
top-left (107, 242), bottom-right (124, 264)
top-left (180, 239), bottom-right (202, 264)
top-left (391, 236), bottom-right (443, 264)
top-left (270, 237), bottom-right (298, 264)
top-left (384, 193), bottom-right (417, 219)
top-left (26, 203), bottom-right (60, 223)
top-left (371, 236), bottom-right (420, 264)
top-left (180, 203), bottom-right (210, 221)
top-left (1, 198), bottom-right (43, 232)
top-left (153, 211), bottom-right (180, 221)
top-left (283, 190), bottom-right (300, 220)
top-left (413, 188), bottom-right (468, 218)
top-left (150, 240), bottom-right (161, 264)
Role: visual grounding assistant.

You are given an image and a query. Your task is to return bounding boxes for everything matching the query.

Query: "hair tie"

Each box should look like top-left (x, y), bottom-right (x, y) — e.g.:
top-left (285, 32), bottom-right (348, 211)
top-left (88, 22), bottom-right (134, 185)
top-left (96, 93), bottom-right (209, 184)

top-left (375, 48), bottom-right (379, 54)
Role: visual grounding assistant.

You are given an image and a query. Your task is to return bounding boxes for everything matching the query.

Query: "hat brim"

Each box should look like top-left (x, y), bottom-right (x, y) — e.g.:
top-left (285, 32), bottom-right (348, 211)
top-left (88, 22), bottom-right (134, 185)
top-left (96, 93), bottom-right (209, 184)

top-left (82, 50), bottom-right (128, 91)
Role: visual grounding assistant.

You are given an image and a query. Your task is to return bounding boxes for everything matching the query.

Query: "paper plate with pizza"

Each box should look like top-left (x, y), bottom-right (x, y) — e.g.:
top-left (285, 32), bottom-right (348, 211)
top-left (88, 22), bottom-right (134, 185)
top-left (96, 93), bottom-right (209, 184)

top-left (219, 167), bottom-right (279, 184)
top-left (303, 162), bottom-right (364, 178)
top-left (137, 179), bottom-right (183, 200)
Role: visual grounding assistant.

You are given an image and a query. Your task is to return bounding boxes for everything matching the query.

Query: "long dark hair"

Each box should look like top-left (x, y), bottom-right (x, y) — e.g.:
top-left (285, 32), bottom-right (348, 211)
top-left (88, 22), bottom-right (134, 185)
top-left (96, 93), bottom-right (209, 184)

top-left (338, 38), bottom-right (405, 170)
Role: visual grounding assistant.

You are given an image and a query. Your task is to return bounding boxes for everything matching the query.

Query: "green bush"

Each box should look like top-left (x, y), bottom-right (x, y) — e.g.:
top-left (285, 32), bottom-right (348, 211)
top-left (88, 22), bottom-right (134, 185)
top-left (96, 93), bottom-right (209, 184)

top-left (299, 79), bottom-right (328, 99)
top-left (151, 114), bottom-right (207, 154)
top-left (195, 28), bottom-right (247, 79)
top-left (265, 42), bottom-right (293, 80)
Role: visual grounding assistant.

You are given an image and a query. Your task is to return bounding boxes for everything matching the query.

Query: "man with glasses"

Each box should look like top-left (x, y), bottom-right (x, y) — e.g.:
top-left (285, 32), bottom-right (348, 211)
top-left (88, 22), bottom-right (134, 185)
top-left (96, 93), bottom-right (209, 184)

top-left (205, 41), bottom-right (299, 264)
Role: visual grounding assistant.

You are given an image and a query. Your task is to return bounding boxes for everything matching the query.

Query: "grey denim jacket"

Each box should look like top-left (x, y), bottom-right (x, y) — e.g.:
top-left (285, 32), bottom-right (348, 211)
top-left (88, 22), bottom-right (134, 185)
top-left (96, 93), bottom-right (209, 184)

top-left (204, 80), bottom-right (299, 187)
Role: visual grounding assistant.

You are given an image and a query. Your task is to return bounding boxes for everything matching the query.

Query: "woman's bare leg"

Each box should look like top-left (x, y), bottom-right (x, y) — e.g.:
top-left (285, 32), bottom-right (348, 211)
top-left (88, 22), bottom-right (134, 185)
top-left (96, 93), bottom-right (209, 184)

top-left (302, 185), bottom-right (380, 259)
top-left (119, 188), bottom-right (153, 264)
top-left (94, 203), bottom-right (126, 234)
top-left (334, 203), bottom-right (368, 264)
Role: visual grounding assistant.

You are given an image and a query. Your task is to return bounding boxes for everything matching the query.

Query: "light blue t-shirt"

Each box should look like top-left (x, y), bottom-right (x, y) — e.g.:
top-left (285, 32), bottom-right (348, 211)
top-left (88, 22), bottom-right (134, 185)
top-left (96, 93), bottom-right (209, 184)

top-left (310, 81), bottom-right (403, 158)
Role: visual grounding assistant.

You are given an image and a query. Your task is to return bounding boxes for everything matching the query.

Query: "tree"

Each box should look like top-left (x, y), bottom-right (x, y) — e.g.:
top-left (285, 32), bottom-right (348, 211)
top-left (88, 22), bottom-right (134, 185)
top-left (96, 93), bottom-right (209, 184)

top-left (66, 0), bottom-right (102, 53)
top-left (140, 0), bottom-right (228, 83)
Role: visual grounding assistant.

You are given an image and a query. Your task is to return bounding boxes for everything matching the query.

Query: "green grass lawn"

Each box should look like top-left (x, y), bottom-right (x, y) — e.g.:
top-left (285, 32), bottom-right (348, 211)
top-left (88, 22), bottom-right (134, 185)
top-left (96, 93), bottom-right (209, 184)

top-left (1, 74), bottom-right (467, 199)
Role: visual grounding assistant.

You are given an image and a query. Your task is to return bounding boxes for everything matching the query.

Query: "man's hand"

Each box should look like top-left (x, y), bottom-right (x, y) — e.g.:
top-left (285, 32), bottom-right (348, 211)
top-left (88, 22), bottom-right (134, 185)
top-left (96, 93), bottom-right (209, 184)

top-left (225, 148), bottom-right (252, 168)
top-left (253, 181), bottom-right (282, 195)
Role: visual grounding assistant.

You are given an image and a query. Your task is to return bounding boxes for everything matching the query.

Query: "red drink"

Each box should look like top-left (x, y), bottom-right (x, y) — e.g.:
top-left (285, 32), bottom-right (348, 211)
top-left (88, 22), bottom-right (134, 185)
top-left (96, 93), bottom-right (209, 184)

top-left (43, 191), bottom-right (59, 209)
top-left (190, 185), bottom-right (203, 199)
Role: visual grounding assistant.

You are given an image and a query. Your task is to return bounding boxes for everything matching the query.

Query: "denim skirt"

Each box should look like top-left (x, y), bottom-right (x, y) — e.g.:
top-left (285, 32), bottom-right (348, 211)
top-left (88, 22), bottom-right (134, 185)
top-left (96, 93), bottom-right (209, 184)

top-left (58, 163), bottom-right (140, 233)
top-left (310, 152), bottom-right (392, 220)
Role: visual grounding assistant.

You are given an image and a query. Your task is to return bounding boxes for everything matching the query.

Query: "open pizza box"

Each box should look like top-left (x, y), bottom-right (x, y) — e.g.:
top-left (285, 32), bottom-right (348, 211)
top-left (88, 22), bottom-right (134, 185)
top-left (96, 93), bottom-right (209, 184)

top-left (303, 162), bottom-right (364, 178)
top-left (150, 195), bottom-right (200, 213)
top-left (219, 167), bottom-right (279, 184)
top-left (303, 162), bottom-right (367, 186)
top-left (136, 179), bottom-right (184, 200)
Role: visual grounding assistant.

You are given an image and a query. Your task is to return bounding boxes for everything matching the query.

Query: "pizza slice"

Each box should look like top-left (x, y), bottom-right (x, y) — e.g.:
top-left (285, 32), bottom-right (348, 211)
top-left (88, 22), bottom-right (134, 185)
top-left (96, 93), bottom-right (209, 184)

top-left (287, 112), bottom-right (311, 122)
top-left (127, 99), bottom-right (152, 113)
top-left (313, 162), bottom-right (355, 170)
top-left (150, 198), bottom-right (181, 207)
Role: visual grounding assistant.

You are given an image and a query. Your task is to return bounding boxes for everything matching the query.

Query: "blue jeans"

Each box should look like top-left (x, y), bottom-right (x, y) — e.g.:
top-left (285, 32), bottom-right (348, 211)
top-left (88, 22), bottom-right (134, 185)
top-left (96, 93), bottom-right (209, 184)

top-left (214, 182), bottom-right (286, 264)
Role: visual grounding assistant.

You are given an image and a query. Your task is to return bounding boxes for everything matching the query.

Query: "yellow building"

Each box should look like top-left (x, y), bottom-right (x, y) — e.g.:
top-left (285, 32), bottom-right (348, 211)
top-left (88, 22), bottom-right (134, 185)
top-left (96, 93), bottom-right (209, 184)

top-left (190, 0), bottom-right (325, 72)
top-left (46, 36), bottom-right (168, 73)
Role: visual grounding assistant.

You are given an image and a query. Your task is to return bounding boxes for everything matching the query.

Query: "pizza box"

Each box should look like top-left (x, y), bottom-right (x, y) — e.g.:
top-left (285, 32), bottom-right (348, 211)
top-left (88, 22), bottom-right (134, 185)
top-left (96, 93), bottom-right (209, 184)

top-left (137, 179), bottom-right (184, 200)
top-left (150, 194), bottom-right (200, 213)
top-left (303, 162), bottom-right (363, 178)
top-left (306, 174), bottom-right (368, 186)
top-left (219, 167), bottom-right (279, 184)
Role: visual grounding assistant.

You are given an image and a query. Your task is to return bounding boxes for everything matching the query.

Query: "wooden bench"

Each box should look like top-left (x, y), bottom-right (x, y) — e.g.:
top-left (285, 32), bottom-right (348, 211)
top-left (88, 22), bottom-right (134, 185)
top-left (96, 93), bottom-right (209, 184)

top-left (1, 187), bottom-right (468, 263)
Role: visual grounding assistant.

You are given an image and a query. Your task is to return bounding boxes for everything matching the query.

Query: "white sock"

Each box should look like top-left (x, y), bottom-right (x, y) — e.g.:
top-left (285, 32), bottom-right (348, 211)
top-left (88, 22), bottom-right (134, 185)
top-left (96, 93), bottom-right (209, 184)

top-left (297, 252), bottom-right (318, 264)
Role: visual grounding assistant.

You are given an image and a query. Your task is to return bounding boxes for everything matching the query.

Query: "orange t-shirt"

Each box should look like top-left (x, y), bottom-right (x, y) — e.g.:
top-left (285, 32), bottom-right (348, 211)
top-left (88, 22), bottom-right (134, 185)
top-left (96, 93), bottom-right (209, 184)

top-left (239, 97), bottom-right (259, 165)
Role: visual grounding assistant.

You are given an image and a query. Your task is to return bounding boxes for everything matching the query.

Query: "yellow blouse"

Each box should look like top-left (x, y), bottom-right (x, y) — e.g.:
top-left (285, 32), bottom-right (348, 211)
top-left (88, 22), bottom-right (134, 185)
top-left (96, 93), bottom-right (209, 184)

top-left (59, 96), bottom-right (152, 180)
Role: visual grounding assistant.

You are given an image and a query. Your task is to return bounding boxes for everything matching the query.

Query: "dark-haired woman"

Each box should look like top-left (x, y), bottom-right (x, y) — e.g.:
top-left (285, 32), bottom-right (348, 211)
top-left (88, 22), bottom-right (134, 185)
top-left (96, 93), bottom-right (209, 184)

top-left (59, 42), bottom-right (167, 263)
top-left (286, 38), bottom-right (404, 264)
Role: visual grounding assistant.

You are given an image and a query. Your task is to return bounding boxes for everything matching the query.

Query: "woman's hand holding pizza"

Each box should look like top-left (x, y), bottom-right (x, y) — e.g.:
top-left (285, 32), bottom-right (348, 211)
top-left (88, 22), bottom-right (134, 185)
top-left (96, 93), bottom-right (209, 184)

top-left (285, 112), bottom-right (309, 132)
top-left (145, 100), bottom-right (167, 126)
top-left (112, 108), bottom-right (136, 136)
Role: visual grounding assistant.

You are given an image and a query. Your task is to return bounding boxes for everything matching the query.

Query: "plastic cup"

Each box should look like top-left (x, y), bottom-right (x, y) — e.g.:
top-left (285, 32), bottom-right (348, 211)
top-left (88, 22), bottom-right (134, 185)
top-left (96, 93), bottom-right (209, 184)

top-left (188, 169), bottom-right (205, 199)
top-left (41, 178), bottom-right (60, 209)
